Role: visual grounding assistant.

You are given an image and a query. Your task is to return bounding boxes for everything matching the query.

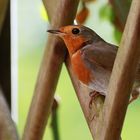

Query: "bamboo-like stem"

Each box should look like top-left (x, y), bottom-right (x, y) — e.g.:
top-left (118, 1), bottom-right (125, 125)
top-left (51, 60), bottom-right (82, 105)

top-left (0, 88), bottom-right (18, 140)
top-left (22, 0), bottom-right (79, 140)
top-left (97, 0), bottom-right (140, 140)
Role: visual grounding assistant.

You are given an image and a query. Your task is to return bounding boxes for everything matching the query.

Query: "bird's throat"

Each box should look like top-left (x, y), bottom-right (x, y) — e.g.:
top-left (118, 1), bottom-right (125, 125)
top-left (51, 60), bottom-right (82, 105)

top-left (63, 36), bottom-right (91, 57)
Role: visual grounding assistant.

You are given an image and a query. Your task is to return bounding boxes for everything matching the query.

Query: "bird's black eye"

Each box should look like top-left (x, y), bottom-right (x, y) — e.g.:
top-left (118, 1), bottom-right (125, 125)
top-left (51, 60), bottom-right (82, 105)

top-left (72, 28), bottom-right (80, 34)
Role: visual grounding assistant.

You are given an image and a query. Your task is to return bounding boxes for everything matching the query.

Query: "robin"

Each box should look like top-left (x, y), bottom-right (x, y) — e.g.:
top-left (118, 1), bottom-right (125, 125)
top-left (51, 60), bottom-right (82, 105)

top-left (48, 25), bottom-right (140, 107)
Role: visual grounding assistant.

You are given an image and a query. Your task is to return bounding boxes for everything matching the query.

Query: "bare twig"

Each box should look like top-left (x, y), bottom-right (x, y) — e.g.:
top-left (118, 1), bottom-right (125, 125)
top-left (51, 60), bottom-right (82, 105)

top-left (97, 0), bottom-right (140, 140)
top-left (22, 0), bottom-right (79, 140)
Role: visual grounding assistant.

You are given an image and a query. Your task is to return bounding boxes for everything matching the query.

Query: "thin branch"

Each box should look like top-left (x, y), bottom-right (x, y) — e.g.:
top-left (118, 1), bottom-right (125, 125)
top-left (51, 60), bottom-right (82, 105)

top-left (22, 0), bottom-right (79, 140)
top-left (50, 97), bottom-right (60, 140)
top-left (97, 0), bottom-right (140, 140)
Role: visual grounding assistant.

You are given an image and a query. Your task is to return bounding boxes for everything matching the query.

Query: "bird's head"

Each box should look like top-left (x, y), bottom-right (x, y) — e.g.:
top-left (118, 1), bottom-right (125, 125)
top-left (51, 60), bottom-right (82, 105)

top-left (48, 25), bottom-right (102, 56)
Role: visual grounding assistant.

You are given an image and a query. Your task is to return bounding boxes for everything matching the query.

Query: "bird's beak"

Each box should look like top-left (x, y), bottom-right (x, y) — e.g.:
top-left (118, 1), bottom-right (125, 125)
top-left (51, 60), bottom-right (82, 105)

top-left (47, 29), bottom-right (63, 35)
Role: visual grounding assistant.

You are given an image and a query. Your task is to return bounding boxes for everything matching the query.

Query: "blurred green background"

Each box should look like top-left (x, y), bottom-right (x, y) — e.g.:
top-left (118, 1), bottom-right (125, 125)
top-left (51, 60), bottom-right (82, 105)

top-left (17, 0), bottom-right (140, 139)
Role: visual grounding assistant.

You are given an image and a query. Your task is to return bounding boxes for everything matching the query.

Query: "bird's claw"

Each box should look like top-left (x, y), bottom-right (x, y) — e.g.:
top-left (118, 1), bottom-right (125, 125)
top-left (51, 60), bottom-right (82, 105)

top-left (89, 91), bottom-right (100, 109)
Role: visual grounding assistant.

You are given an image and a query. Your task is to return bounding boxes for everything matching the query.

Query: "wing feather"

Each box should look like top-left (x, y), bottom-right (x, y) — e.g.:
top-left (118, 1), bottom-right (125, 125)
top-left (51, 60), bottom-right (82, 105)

top-left (80, 41), bottom-right (118, 94)
top-left (81, 41), bottom-right (118, 71)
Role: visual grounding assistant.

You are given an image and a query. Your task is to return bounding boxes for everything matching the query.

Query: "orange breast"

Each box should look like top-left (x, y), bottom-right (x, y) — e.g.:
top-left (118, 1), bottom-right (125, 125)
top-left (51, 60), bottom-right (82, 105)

top-left (71, 50), bottom-right (92, 85)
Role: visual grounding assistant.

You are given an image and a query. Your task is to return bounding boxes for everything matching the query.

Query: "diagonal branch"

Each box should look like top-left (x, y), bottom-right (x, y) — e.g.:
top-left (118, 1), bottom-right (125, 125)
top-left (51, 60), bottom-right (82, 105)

top-left (97, 0), bottom-right (140, 140)
top-left (22, 0), bottom-right (79, 140)
top-left (65, 57), bottom-right (105, 139)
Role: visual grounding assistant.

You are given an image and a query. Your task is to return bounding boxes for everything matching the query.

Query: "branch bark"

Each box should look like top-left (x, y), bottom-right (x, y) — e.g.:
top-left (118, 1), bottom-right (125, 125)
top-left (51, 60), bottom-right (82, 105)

top-left (22, 0), bottom-right (79, 140)
top-left (97, 0), bottom-right (140, 139)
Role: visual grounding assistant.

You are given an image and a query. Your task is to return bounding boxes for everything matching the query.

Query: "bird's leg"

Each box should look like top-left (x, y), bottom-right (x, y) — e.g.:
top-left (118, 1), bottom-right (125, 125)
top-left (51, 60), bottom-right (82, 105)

top-left (129, 91), bottom-right (139, 104)
top-left (89, 91), bottom-right (100, 109)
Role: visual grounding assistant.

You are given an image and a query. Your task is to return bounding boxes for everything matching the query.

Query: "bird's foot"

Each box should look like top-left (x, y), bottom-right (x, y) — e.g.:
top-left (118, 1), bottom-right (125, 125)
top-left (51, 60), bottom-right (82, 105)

top-left (88, 91), bottom-right (100, 121)
top-left (89, 91), bottom-right (100, 109)
top-left (129, 92), bottom-right (139, 104)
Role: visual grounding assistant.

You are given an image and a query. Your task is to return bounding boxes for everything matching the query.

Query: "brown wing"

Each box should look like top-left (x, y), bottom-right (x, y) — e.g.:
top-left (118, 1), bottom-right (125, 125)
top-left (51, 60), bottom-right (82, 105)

top-left (81, 41), bottom-right (118, 71)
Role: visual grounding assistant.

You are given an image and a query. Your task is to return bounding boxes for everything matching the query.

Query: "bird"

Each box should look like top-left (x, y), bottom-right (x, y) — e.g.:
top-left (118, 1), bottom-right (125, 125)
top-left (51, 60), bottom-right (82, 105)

top-left (47, 25), bottom-right (140, 107)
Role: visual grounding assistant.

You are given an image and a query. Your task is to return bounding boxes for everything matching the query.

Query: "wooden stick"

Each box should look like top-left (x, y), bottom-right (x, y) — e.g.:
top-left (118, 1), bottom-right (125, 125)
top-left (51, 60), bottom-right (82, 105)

top-left (97, 0), bottom-right (140, 140)
top-left (22, 0), bottom-right (79, 140)
top-left (50, 97), bottom-right (60, 140)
